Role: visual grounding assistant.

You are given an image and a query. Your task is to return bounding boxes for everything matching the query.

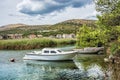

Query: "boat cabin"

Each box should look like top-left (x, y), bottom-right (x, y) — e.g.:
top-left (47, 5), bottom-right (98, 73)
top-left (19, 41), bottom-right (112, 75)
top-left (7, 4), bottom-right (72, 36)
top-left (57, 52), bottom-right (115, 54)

top-left (42, 48), bottom-right (63, 54)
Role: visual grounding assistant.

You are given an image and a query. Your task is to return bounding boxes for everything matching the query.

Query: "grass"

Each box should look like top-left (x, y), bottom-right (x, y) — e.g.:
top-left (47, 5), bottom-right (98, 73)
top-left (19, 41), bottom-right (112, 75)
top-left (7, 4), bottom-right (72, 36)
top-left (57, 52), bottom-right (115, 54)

top-left (75, 55), bottom-right (106, 70)
top-left (0, 38), bottom-right (76, 50)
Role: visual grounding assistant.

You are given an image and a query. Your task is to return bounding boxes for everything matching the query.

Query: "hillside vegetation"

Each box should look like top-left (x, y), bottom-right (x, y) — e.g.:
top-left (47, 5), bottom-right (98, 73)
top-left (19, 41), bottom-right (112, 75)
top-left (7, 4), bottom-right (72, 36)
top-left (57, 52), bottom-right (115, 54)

top-left (0, 19), bottom-right (95, 37)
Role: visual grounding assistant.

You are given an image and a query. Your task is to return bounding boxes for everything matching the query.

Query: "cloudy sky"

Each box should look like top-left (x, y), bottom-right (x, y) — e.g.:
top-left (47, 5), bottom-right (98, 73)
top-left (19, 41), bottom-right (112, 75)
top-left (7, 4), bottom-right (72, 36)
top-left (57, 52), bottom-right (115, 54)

top-left (0, 0), bottom-right (99, 26)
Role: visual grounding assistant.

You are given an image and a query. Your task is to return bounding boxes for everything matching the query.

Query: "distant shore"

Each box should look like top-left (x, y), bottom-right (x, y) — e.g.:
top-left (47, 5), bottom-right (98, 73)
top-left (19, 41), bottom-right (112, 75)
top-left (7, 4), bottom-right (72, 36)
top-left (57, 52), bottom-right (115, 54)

top-left (0, 38), bottom-right (76, 50)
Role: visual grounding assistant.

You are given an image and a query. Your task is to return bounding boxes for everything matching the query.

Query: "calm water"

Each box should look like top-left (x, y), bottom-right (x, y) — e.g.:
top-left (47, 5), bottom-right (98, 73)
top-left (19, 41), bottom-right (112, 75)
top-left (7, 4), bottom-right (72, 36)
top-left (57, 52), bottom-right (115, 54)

top-left (0, 46), bottom-right (110, 80)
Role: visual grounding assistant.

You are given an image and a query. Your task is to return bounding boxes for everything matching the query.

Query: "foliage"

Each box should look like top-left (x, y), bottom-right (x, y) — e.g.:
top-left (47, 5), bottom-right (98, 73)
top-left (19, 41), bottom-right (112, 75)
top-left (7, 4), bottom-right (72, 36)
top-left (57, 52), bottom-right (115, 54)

top-left (109, 42), bottom-right (120, 55)
top-left (107, 26), bottom-right (120, 41)
top-left (110, 37), bottom-right (120, 55)
top-left (0, 38), bottom-right (76, 50)
top-left (76, 25), bottom-right (108, 48)
top-left (94, 0), bottom-right (119, 13)
top-left (94, 0), bottom-right (120, 26)
top-left (94, 0), bottom-right (120, 56)
top-left (109, 37), bottom-right (120, 55)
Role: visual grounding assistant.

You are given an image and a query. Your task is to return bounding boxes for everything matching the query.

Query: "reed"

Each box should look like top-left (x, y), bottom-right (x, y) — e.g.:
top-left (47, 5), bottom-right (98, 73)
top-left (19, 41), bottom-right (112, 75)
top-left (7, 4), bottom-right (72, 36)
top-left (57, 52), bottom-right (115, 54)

top-left (0, 38), bottom-right (76, 50)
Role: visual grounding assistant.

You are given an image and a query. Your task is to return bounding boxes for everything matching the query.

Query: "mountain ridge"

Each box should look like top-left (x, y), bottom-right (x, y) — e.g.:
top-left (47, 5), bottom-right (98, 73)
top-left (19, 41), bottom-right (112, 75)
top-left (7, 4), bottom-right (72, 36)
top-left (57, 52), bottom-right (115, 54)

top-left (0, 19), bottom-right (96, 36)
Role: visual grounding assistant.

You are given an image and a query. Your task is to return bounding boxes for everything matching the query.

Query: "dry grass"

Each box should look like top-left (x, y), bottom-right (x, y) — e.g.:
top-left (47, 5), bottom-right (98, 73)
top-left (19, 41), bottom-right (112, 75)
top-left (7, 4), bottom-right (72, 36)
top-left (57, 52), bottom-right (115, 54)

top-left (0, 38), bottom-right (76, 50)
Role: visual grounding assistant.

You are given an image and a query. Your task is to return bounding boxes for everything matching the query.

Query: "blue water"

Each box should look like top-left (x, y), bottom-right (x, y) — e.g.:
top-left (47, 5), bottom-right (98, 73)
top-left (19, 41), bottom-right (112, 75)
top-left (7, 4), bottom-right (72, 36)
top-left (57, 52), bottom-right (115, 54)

top-left (0, 46), bottom-right (109, 80)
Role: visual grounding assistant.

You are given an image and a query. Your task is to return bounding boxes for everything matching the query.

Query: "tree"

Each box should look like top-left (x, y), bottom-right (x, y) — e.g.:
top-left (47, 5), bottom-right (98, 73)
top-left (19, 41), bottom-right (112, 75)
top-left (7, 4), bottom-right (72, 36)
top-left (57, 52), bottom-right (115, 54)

top-left (94, 0), bottom-right (120, 56)
top-left (94, 0), bottom-right (120, 26)
top-left (76, 25), bottom-right (108, 48)
top-left (94, 0), bottom-right (119, 13)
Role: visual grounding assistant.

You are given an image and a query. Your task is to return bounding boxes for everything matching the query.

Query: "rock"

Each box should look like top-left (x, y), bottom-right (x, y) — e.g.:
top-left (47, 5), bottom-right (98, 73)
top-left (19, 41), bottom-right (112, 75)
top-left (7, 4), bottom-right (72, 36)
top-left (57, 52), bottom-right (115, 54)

top-left (10, 58), bottom-right (15, 62)
top-left (109, 55), bottom-right (114, 59)
top-left (104, 58), bottom-right (109, 62)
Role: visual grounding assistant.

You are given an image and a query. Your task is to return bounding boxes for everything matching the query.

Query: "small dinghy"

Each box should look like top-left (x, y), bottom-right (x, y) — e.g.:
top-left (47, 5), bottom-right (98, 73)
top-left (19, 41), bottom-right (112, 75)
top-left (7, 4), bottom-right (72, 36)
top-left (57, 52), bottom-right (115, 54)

top-left (73, 47), bottom-right (104, 54)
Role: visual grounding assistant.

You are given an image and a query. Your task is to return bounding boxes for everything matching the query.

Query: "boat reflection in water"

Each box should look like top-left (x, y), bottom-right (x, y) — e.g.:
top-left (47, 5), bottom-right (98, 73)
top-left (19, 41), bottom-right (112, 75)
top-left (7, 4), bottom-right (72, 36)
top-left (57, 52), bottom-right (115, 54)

top-left (23, 60), bottom-right (107, 80)
top-left (24, 60), bottom-right (78, 71)
top-left (23, 60), bottom-right (80, 80)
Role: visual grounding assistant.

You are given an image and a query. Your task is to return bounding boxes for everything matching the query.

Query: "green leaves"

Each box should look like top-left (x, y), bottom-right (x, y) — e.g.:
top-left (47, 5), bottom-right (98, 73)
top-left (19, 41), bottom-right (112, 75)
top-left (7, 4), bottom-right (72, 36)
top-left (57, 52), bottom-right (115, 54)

top-left (109, 41), bottom-right (120, 55)
top-left (94, 0), bottom-right (120, 55)
top-left (94, 0), bottom-right (120, 26)
top-left (94, 0), bottom-right (119, 13)
top-left (76, 25), bottom-right (107, 48)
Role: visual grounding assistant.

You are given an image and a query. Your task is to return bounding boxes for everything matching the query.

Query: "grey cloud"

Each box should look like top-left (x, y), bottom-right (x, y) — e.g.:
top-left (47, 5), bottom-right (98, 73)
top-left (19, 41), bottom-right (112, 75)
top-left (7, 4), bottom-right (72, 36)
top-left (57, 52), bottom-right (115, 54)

top-left (17, 0), bottom-right (92, 16)
top-left (8, 14), bottom-right (22, 17)
top-left (85, 15), bottom-right (97, 20)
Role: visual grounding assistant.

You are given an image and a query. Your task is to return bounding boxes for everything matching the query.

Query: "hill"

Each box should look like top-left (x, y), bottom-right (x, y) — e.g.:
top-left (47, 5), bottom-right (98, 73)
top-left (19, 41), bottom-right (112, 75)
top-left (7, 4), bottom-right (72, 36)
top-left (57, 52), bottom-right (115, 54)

top-left (0, 19), bottom-right (96, 36)
top-left (0, 24), bottom-right (26, 31)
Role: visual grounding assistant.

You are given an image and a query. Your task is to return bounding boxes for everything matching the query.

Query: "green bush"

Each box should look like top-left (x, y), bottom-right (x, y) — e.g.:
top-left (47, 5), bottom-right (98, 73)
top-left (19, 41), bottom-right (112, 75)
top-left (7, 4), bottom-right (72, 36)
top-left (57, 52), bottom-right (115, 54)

top-left (76, 25), bottom-right (108, 48)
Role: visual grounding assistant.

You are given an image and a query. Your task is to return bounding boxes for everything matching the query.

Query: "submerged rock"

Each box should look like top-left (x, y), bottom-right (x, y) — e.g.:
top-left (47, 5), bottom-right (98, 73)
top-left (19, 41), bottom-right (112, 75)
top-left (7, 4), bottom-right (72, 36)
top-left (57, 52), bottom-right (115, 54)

top-left (56, 69), bottom-right (87, 80)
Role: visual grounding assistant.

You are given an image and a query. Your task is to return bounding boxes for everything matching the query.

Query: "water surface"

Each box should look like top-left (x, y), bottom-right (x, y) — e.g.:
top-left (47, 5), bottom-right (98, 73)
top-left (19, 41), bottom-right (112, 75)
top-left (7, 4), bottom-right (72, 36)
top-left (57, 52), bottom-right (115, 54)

top-left (0, 46), bottom-right (110, 80)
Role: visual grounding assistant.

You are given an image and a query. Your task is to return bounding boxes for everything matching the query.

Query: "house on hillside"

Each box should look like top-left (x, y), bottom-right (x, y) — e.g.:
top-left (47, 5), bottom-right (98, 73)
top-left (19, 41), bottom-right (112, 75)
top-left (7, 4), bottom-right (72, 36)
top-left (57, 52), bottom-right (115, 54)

top-left (0, 35), bottom-right (3, 39)
top-left (63, 34), bottom-right (69, 38)
top-left (69, 33), bottom-right (76, 38)
top-left (56, 34), bottom-right (62, 39)
top-left (7, 34), bottom-right (14, 39)
top-left (2, 35), bottom-right (8, 39)
top-left (63, 33), bottom-right (76, 39)
top-left (7, 34), bottom-right (23, 39)
top-left (49, 35), bottom-right (55, 38)
top-left (55, 33), bottom-right (76, 39)
top-left (37, 35), bottom-right (43, 38)
top-left (14, 34), bottom-right (23, 39)
top-left (28, 34), bottom-right (37, 39)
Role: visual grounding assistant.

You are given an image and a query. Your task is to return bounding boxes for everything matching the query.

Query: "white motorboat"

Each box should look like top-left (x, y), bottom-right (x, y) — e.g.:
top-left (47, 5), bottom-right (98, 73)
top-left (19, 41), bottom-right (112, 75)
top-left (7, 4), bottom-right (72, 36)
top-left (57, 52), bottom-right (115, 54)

top-left (23, 48), bottom-right (77, 61)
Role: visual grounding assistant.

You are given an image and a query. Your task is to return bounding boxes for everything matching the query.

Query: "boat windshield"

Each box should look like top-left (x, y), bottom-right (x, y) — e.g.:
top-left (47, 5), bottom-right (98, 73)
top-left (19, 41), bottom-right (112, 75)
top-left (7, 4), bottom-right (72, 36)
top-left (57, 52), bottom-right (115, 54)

top-left (57, 50), bottom-right (62, 53)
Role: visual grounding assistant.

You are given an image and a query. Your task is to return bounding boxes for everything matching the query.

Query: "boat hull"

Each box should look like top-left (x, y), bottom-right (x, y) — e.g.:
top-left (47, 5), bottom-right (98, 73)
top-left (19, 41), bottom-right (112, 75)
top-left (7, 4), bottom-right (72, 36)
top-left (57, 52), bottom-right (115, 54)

top-left (74, 49), bottom-right (98, 54)
top-left (23, 52), bottom-right (77, 61)
top-left (74, 47), bottom-right (104, 54)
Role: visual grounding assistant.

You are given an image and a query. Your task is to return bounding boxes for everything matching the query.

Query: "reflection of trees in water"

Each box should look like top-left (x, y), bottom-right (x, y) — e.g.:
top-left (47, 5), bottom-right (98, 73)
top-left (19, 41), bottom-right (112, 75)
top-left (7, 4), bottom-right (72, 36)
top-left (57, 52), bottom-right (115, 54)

top-left (24, 61), bottom-right (106, 80)
top-left (55, 64), bottom-right (106, 80)
top-left (55, 69), bottom-right (86, 80)
top-left (24, 61), bottom-right (78, 80)
top-left (75, 55), bottom-right (107, 69)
